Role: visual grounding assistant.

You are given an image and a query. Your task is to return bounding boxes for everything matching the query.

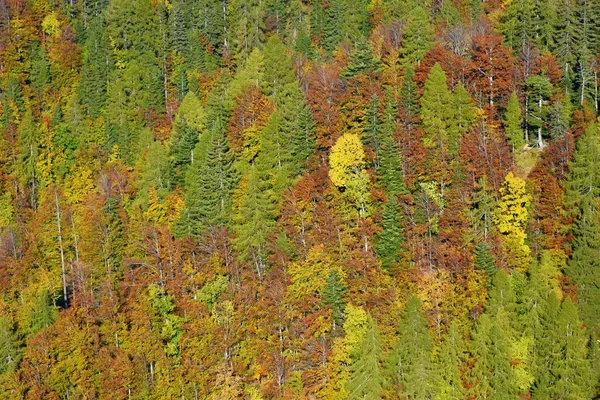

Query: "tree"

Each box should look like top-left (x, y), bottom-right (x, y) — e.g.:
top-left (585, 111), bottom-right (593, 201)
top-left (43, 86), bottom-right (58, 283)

top-left (232, 165), bottom-right (276, 277)
top-left (375, 197), bottom-right (405, 270)
top-left (493, 172), bottom-right (532, 272)
top-left (474, 242), bottom-right (496, 276)
top-left (400, 6), bottom-right (434, 67)
top-left (525, 74), bottom-right (553, 148)
top-left (183, 118), bottom-right (237, 237)
top-left (420, 63), bottom-right (453, 151)
top-left (346, 315), bottom-right (384, 399)
top-left (566, 123), bottom-right (600, 334)
top-left (386, 296), bottom-right (437, 398)
top-left (504, 92), bottom-right (525, 152)
top-left (435, 321), bottom-right (467, 400)
top-left (341, 38), bottom-right (380, 79)
top-left (0, 317), bottom-right (21, 375)
top-left (16, 110), bottom-right (40, 209)
top-left (329, 133), bottom-right (371, 218)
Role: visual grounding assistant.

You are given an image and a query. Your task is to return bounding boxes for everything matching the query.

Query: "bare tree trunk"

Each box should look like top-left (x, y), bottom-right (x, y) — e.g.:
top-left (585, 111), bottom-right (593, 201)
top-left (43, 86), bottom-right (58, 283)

top-left (55, 189), bottom-right (68, 307)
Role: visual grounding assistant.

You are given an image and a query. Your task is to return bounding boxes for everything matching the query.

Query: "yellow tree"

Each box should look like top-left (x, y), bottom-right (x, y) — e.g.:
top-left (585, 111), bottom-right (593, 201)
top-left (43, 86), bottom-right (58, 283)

top-left (493, 172), bottom-right (532, 272)
top-left (328, 133), bottom-right (370, 219)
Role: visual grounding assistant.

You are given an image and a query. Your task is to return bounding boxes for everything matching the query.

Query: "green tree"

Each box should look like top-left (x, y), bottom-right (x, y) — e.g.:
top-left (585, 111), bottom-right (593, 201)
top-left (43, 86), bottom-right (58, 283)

top-left (375, 197), bottom-right (405, 270)
top-left (474, 242), bottom-right (496, 276)
top-left (0, 317), bottom-right (21, 375)
top-left (346, 315), bottom-right (384, 399)
top-left (566, 123), bottom-right (600, 334)
top-left (435, 321), bottom-right (467, 400)
top-left (421, 63), bottom-right (453, 151)
top-left (16, 110), bottom-right (40, 209)
top-left (525, 74), bottom-right (553, 148)
top-left (322, 270), bottom-right (348, 328)
top-left (341, 38), bottom-right (380, 80)
top-left (504, 92), bottom-right (525, 152)
top-left (386, 296), bottom-right (437, 398)
top-left (400, 6), bottom-right (434, 66)
top-left (183, 118), bottom-right (237, 237)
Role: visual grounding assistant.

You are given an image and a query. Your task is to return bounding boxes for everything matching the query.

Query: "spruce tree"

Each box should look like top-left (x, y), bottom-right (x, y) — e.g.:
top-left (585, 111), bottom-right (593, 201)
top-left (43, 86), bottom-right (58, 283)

top-left (421, 63), bottom-right (453, 150)
top-left (183, 118), bottom-right (237, 237)
top-left (346, 316), bottom-right (384, 399)
top-left (322, 270), bottom-right (348, 328)
top-left (435, 321), bottom-right (467, 400)
top-left (0, 317), bottom-right (21, 375)
top-left (504, 92), bottom-right (525, 152)
top-left (375, 197), bottom-right (405, 270)
top-left (341, 38), bottom-right (380, 80)
top-left (400, 6), bottom-right (434, 66)
top-left (566, 123), bottom-right (600, 334)
top-left (386, 296), bottom-right (437, 398)
top-left (474, 242), bottom-right (496, 276)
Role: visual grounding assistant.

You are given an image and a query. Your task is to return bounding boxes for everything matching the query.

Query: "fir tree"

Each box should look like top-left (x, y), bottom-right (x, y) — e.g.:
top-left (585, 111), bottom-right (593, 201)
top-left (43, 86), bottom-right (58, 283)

top-left (400, 6), bottom-right (434, 66)
top-left (566, 123), bottom-right (600, 334)
top-left (183, 119), bottom-right (237, 237)
top-left (421, 63), bottom-right (453, 150)
top-left (474, 242), bottom-right (496, 276)
top-left (322, 270), bottom-right (348, 327)
top-left (346, 316), bottom-right (384, 399)
top-left (386, 296), bottom-right (437, 398)
top-left (0, 317), bottom-right (21, 375)
top-left (436, 321), bottom-right (467, 400)
top-left (341, 38), bottom-right (380, 80)
top-left (375, 197), bottom-right (405, 270)
top-left (504, 92), bottom-right (525, 152)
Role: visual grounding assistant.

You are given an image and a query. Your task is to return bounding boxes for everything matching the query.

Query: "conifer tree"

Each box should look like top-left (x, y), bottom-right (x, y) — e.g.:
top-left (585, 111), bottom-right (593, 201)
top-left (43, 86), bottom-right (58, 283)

top-left (375, 197), bottom-right (405, 270)
top-left (322, 270), bottom-right (348, 327)
top-left (386, 296), bottom-right (437, 398)
top-left (232, 165), bottom-right (276, 277)
top-left (474, 242), bottom-right (496, 276)
top-left (183, 119), bottom-right (237, 237)
top-left (346, 316), bottom-right (384, 400)
top-left (449, 82), bottom-right (476, 156)
top-left (16, 110), bottom-right (40, 209)
top-left (400, 6), bottom-right (434, 66)
top-left (0, 317), bottom-right (21, 375)
top-left (377, 94), bottom-right (407, 196)
top-left (421, 63), bottom-right (453, 151)
top-left (435, 321), bottom-right (467, 400)
top-left (504, 92), bottom-right (525, 152)
top-left (341, 38), bottom-right (380, 80)
top-left (566, 123), bottom-right (600, 333)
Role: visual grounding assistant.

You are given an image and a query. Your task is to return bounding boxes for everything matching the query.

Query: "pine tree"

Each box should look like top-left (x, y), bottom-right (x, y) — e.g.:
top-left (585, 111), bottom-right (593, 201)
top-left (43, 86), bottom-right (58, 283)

top-left (341, 38), bottom-right (380, 80)
top-left (183, 118), bottom-right (237, 237)
top-left (386, 296), bottom-right (437, 398)
top-left (322, 270), bottom-right (348, 328)
top-left (377, 93), bottom-right (408, 196)
top-left (421, 63), bottom-right (453, 150)
top-left (232, 165), bottom-right (276, 277)
top-left (474, 242), bottom-right (496, 276)
top-left (16, 110), bottom-right (40, 209)
top-left (449, 82), bottom-right (476, 156)
top-left (400, 6), bottom-right (434, 66)
top-left (504, 92), bottom-right (525, 152)
top-left (435, 321), bottom-right (467, 400)
top-left (525, 75), bottom-right (553, 148)
top-left (375, 197), bottom-right (405, 270)
top-left (0, 317), bottom-right (21, 375)
top-left (566, 123), bottom-right (600, 334)
top-left (346, 316), bottom-right (384, 399)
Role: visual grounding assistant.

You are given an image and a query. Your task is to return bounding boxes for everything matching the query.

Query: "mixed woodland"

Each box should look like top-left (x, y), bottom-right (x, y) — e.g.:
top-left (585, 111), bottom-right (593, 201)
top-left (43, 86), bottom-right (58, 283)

top-left (0, 0), bottom-right (600, 398)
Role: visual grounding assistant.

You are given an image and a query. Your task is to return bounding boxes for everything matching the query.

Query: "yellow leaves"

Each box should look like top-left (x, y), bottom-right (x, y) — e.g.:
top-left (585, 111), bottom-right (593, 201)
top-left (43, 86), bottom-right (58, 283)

top-left (286, 244), bottom-right (344, 304)
top-left (0, 190), bottom-right (14, 228)
top-left (329, 133), bottom-right (370, 218)
top-left (494, 172), bottom-right (532, 271)
top-left (175, 91), bottom-right (205, 131)
top-left (41, 12), bottom-right (61, 38)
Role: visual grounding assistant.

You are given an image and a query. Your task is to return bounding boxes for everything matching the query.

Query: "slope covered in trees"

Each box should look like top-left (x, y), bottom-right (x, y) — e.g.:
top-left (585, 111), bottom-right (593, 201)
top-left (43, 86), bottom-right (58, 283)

top-left (0, 0), bottom-right (599, 398)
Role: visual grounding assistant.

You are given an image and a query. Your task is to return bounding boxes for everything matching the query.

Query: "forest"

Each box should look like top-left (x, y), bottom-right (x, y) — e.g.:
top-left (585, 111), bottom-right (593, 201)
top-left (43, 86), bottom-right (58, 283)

top-left (0, 0), bottom-right (599, 398)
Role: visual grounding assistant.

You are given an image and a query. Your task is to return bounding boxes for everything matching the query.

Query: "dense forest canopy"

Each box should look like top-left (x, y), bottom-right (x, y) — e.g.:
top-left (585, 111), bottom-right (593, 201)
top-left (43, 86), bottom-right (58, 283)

top-left (0, 0), bottom-right (599, 398)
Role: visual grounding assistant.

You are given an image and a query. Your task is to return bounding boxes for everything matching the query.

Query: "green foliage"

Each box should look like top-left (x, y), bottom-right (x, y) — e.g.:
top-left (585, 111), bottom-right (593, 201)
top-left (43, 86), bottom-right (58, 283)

top-left (341, 38), bottom-right (380, 80)
top-left (400, 6), bottom-right (434, 66)
top-left (346, 316), bottom-right (384, 399)
top-left (183, 118), bottom-right (237, 237)
top-left (29, 289), bottom-right (58, 335)
top-left (505, 92), bottom-right (525, 152)
top-left (387, 296), bottom-right (437, 398)
top-left (566, 123), bottom-right (600, 334)
top-left (0, 317), bottom-right (22, 375)
top-left (322, 270), bottom-right (348, 327)
top-left (376, 197), bottom-right (405, 270)
top-left (435, 322), bottom-right (467, 399)
top-left (474, 242), bottom-right (496, 276)
top-left (421, 64), bottom-right (452, 150)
